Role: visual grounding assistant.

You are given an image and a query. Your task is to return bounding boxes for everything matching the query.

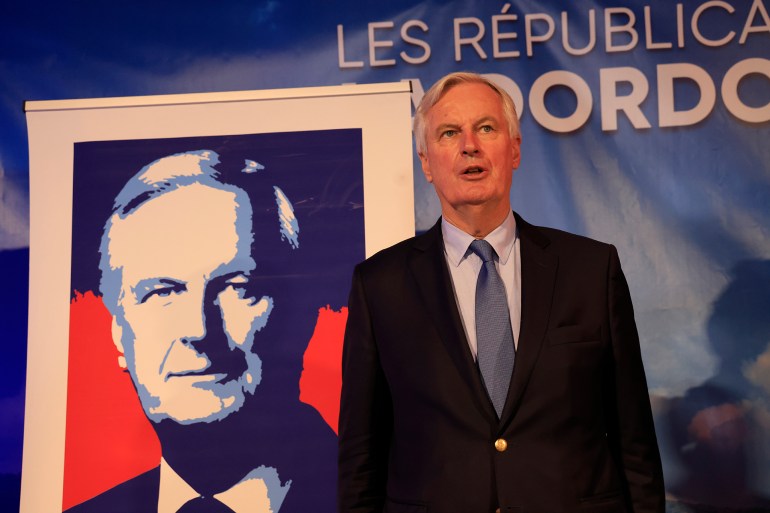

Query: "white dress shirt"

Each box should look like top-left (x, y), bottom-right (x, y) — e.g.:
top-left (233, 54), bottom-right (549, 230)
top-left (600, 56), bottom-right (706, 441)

top-left (441, 211), bottom-right (521, 359)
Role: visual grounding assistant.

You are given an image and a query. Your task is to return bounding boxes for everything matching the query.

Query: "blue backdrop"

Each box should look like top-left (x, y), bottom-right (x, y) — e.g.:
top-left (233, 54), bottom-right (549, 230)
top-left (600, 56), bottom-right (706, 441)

top-left (3, 1), bottom-right (769, 511)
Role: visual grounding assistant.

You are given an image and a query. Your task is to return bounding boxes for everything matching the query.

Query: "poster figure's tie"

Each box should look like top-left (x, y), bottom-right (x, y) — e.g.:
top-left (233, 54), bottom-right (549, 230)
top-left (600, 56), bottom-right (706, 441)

top-left (470, 239), bottom-right (515, 418)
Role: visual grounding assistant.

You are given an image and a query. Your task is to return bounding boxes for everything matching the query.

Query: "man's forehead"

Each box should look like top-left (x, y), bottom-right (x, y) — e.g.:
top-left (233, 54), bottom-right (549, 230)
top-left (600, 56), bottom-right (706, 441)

top-left (438, 81), bottom-right (500, 102)
top-left (107, 184), bottom-right (251, 273)
top-left (429, 83), bottom-right (504, 119)
top-left (112, 184), bottom-right (242, 229)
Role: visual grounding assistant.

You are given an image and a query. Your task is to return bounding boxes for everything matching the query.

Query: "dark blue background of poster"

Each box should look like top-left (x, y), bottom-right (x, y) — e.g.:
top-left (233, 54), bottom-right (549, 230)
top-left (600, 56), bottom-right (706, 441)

top-left (71, 129), bottom-right (365, 308)
top-left (67, 129), bottom-right (364, 511)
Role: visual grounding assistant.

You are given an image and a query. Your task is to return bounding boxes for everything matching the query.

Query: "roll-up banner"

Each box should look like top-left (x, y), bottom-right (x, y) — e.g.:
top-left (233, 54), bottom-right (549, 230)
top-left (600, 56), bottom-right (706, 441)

top-left (23, 83), bottom-right (413, 512)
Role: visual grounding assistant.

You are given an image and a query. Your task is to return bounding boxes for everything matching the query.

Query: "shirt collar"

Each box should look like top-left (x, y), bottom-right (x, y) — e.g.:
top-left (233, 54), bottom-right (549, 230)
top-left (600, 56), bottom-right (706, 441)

top-left (442, 211), bottom-right (517, 267)
top-left (158, 457), bottom-right (198, 513)
top-left (217, 467), bottom-right (289, 513)
top-left (157, 458), bottom-right (288, 513)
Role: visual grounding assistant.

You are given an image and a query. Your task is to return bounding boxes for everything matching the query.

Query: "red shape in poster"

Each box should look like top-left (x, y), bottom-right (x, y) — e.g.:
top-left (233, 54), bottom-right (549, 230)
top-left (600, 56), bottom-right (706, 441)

top-left (299, 306), bottom-right (347, 434)
top-left (63, 291), bottom-right (161, 510)
top-left (63, 292), bottom-right (346, 509)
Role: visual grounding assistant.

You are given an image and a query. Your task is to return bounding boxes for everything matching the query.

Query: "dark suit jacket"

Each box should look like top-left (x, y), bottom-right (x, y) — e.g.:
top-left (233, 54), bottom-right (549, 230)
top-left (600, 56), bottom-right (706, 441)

top-left (67, 462), bottom-right (336, 513)
top-left (67, 402), bottom-right (338, 513)
top-left (338, 213), bottom-right (664, 513)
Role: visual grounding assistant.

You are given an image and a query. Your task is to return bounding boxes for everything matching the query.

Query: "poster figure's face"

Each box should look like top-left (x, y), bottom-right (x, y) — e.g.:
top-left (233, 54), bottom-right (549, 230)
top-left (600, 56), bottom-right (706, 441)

top-left (107, 183), bottom-right (271, 424)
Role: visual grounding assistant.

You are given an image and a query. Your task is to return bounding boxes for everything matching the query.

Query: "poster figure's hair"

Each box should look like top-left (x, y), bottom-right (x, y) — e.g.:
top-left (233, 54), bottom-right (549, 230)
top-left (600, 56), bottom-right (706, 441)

top-left (412, 71), bottom-right (520, 155)
top-left (98, 149), bottom-right (299, 313)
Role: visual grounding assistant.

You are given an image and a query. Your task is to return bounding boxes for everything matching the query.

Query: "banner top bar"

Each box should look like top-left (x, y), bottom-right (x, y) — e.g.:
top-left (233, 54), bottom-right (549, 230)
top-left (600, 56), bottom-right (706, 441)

top-left (24, 81), bottom-right (411, 113)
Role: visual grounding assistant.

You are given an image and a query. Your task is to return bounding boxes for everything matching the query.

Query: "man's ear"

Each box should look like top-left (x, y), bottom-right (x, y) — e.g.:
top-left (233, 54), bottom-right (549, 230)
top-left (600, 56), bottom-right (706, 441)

top-left (111, 316), bottom-right (125, 354)
top-left (419, 152), bottom-right (433, 183)
top-left (511, 136), bottom-right (522, 169)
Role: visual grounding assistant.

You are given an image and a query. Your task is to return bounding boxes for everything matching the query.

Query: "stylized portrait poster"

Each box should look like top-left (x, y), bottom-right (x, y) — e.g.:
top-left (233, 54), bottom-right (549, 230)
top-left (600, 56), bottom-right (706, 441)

top-left (24, 84), bottom-right (414, 513)
top-left (65, 131), bottom-right (360, 512)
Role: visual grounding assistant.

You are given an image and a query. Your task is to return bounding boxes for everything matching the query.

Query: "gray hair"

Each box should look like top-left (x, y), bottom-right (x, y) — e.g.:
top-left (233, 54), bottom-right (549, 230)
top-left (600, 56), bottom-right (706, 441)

top-left (413, 72), bottom-right (520, 155)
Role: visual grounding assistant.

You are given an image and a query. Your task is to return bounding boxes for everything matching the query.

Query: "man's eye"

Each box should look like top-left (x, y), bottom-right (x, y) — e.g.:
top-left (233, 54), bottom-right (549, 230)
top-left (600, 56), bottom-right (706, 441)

top-left (140, 284), bottom-right (185, 304)
top-left (480, 125), bottom-right (494, 133)
top-left (226, 279), bottom-right (257, 301)
top-left (441, 129), bottom-right (457, 138)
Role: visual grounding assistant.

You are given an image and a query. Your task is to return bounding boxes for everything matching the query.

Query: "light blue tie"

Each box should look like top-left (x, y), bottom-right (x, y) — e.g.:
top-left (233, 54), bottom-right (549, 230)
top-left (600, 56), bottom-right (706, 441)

top-left (470, 239), bottom-right (515, 418)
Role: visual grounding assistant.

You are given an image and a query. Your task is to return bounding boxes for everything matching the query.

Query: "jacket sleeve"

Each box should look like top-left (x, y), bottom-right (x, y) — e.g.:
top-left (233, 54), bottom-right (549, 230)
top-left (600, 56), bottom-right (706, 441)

top-left (338, 265), bottom-right (393, 512)
top-left (604, 245), bottom-right (666, 513)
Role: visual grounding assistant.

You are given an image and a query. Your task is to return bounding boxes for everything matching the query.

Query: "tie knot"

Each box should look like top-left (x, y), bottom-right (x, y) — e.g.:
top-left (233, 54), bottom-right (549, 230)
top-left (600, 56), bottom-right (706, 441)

top-left (470, 239), bottom-right (496, 263)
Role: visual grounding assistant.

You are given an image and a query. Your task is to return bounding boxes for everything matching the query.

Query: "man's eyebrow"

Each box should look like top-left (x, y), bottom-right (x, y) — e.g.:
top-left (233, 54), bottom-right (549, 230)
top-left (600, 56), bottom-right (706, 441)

top-left (434, 122), bottom-right (460, 134)
top-left (434, 116), bottom-right (501, 133)
top-left (208, 257), bottom-right (256, 280)
top-left (474, 115), bottom-right (500, 126)
top-left (209, 270), bottom-right (250, 283)
top-left (133, 277), bottom-right (180, 289)
top-left (131, 277), bottom-right (184, 297)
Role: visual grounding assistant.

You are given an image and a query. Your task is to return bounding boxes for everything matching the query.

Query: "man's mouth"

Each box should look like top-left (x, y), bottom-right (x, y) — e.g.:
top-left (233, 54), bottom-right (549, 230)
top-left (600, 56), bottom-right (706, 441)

top-left (463, 166), bottom-right (485, 175)
top-left (166, 369), bottom-right (228, 382)
top-left (164, 354), bottom-right (248, 383)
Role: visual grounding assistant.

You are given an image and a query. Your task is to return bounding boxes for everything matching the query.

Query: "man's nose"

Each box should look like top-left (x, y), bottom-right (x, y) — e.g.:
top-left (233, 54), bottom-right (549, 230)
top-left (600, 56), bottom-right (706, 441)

top-left (461, 131), bottom-right (480, 155)
top-left (179, 293), bottom-right (208, 345)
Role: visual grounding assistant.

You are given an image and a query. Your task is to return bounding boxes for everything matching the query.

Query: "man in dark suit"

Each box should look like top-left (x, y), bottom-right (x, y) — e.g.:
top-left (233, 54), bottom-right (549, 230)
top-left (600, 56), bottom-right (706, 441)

top-left (338, 72), bottom-right (665, 513)
top-left (68, 150), bottom-right (337, 512)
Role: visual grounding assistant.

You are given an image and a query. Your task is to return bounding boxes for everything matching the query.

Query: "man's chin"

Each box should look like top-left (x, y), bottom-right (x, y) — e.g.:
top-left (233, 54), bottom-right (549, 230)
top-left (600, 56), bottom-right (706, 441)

top-left (147, 387), bottom-right (249, 425)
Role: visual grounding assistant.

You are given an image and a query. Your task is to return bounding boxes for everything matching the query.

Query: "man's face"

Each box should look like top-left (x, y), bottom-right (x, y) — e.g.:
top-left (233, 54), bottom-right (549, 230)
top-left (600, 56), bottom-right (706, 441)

top-left (106, 183), bottom-right (271, 424)
top-left (419, 82), bottom-right (521, 222)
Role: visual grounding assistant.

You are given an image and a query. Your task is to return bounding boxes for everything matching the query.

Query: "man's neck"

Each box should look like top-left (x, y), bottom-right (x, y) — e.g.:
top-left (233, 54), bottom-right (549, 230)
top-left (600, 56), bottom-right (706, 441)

top-left (152, 394), bottom-right (306, 495)
top-left (153, 407), bottom-right (274, 495)
top-left (442, 203), bottom-right (511, 238)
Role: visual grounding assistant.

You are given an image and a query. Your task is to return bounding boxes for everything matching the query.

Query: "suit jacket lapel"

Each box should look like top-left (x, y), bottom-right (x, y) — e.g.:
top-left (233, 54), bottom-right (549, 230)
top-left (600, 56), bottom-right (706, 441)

top-left (499, 212), bottom-right (558, 424)
top-left (409, 219), bottom-right (498, 422)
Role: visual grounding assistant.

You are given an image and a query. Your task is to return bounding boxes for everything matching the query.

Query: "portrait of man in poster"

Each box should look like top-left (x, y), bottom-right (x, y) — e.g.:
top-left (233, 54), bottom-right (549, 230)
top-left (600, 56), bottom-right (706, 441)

top-left (64, 130), bottom-right (363, 513)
